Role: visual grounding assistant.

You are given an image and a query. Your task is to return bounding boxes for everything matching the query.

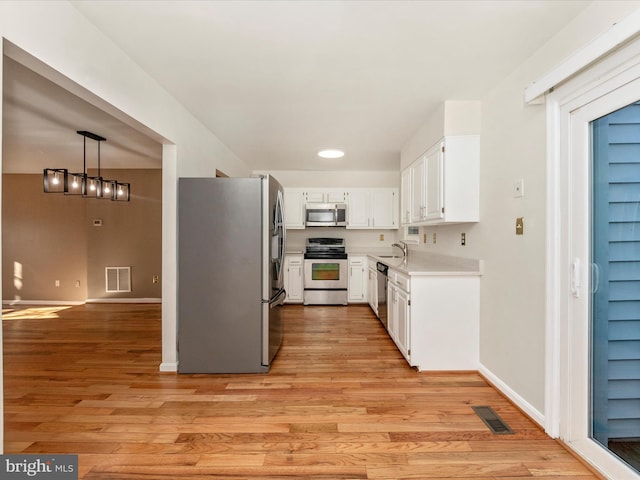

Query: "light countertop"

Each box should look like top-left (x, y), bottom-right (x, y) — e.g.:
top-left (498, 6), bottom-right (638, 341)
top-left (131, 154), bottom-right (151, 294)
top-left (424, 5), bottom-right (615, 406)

top-left (286, 249), bottom-right (482, 276)
top-left (366, 252), bottom-right (483, 276)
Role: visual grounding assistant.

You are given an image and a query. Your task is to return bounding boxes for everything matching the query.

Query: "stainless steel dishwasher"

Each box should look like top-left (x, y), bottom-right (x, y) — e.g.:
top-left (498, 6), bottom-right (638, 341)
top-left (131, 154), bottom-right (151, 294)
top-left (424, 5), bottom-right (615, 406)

top-left (376, 262), bottom-right (389, 329)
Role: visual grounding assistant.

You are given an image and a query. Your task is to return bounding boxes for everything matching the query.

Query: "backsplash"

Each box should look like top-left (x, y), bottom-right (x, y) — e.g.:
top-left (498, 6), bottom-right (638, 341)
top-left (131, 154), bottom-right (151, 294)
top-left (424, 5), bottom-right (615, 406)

top-left (286, 228), bottom-right (400, 253)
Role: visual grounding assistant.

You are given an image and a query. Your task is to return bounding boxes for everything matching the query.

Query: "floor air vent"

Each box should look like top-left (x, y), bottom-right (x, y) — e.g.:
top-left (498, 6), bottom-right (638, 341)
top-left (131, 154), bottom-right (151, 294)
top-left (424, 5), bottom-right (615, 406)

top-left (472, 406), bottom-right (514, 434)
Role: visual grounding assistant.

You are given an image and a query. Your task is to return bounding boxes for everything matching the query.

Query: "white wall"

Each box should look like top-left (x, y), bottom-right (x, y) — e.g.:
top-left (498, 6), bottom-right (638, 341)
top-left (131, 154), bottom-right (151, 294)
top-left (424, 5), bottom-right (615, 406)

top-left (400, 101), bottom-right (481, 170)
top-left (0, 1), bottom-right (252, 382)
top-left (401, 1), bottom-right (640, 420)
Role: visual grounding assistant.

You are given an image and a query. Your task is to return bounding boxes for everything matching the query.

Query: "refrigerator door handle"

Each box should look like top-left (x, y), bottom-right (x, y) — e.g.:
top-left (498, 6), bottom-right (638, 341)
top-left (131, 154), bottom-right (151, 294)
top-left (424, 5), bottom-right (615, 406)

top-left (268, 287), bottom-right (287, 306)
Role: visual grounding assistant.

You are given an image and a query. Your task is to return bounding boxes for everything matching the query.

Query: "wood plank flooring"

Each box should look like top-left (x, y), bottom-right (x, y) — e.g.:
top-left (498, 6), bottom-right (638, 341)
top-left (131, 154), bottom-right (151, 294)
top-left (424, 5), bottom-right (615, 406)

top-left (3, 303), bottom-right (600, 479)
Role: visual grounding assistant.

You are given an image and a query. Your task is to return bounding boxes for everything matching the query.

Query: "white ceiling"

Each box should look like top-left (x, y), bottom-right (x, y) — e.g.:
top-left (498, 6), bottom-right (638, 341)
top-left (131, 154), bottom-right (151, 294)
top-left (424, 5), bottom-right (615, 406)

top-left (4, 1), bottom-right (591, 173)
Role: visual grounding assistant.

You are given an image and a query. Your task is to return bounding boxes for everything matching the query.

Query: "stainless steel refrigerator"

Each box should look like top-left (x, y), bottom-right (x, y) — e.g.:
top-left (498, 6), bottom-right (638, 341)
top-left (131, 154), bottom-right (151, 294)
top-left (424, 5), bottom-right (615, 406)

top-left (177, 175), bottom-right (286, 373)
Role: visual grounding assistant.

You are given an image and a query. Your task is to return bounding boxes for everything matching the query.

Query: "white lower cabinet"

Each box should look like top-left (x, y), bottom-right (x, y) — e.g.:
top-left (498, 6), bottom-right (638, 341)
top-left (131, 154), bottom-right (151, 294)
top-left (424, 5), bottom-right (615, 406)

top-left (284, 255), bottom-right (303, 303)
top-left (388, 271), bottom-right (411, 362)
top-left (386, 268), bottom-right (479, 371)
top-left (367, 259), bottom-right (378, 316)
top-left (348, 256), bottom-right (367, 303)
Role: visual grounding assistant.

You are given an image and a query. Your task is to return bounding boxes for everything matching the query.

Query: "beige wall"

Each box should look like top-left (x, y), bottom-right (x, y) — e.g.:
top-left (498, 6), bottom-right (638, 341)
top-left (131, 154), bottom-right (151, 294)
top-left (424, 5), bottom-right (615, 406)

top-left (2, 169), bottom-right (161, 302)
top-left (2, 174), bottom-right (87, 302)
top-left (86, 169), bottom-right (162, 300)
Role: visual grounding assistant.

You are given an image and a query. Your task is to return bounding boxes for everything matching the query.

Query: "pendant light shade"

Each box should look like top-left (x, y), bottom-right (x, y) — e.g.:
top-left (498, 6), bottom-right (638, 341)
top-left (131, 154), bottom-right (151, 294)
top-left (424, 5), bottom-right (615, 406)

top-left (66, 172), bottom-right (87, 196)
top-left (83, 175), bottom-right (103, 199)
top-left (43, 168), bottom-right (68, 193)
top-left (113, 182), bottom-right (130, 202)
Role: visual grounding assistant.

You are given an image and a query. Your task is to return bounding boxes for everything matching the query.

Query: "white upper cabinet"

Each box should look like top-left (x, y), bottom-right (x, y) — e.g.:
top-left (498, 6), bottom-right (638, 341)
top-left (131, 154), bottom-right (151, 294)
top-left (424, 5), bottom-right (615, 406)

top-left (345, 189), bottom-right (369, 228)
top-left (284, 188), bottom-right (306, 229)
top-left (402, 135), bottom-right (479, 225)
top-left (400, 168), bottom-right (412, 226)
top-left (424, 141), bottom-right (444, 221)
top-left (346, 188), bottom-right (398, 229)
top-left (409, 157), bottom-right (426, 223)
top-left (284, 187), bottom-right (398, 230)
top-left (370, 189), bottom-right (398, 229)
top-left (305, 189), bottom-right (346, 203)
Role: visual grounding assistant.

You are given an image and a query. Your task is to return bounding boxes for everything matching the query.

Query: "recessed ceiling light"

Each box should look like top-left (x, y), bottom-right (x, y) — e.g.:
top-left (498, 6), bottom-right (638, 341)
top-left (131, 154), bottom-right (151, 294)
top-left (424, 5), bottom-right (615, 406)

top-left (318, 149), bottom-right (344, 159)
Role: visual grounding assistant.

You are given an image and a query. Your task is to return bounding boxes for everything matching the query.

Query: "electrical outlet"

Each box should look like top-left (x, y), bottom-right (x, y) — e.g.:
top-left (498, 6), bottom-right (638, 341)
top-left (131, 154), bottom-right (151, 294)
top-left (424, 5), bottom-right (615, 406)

top-left (75, 280), bottom-right (81, 288)
top-left (461, 233), bottom-right (466, 246)
top-left (516, 217), bottom-right (524, 235)
top-left (423, 233), bottom-right (427, 244)
top-left (55, 280), bottom-right (60, 287)
top-left (152, 275), bottom-right (159, 284)
top-left (433, 232), bottom-right (437, 244)
top-left (379, 234), bottom-right (384, 241)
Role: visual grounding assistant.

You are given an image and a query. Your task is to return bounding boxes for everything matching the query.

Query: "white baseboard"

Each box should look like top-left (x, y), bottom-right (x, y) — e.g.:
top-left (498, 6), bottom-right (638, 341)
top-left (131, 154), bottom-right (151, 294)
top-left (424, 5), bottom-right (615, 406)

top-left (85, 298), bottom-right (162, 304)
top-left (4, 298), bottom-right (162, 306)
top-left (3, 299), bottom-right (85, 306)
top-left (160, 362), bottom-right (178, 372)
top-left (478, 363), bottom-right (545, 429)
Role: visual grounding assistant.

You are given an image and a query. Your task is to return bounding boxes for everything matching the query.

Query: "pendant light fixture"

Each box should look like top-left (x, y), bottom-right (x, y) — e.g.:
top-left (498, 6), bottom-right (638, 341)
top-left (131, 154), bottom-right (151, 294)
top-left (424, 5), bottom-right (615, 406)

top-left (43, 130), bottom-right (130, 201)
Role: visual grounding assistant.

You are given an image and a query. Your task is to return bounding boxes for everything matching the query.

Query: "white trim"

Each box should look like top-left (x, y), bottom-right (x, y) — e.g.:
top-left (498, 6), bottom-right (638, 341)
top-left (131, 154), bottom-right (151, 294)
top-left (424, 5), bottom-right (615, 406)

top-left (2, 300), bottom-right (84, 306)
top-left (3, 298), bottom-right (162, 306)
top-left (546, 35), bottom-right (640, 479)
top-left (159, 362), bottom-right (178, 372)
top-left (85, 298), bottom-right (162, 304)
top-left (544, 94), bottom-right (562, 438)
top-left (525, 8), bottom-right (640, 103)
top-left (479, 363), bottom-right (545, 428)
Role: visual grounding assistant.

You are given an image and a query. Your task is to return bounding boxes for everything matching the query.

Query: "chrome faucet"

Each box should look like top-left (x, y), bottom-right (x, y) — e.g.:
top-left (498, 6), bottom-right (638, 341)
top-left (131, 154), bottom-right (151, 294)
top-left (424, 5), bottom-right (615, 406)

top-left (391, 241), bottom-right (408, 258)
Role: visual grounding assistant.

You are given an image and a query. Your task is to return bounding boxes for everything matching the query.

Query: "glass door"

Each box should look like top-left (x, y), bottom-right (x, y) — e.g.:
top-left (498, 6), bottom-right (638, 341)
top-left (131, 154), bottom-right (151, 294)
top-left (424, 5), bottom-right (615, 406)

top-left (591, 102), bottom-right (640, 473)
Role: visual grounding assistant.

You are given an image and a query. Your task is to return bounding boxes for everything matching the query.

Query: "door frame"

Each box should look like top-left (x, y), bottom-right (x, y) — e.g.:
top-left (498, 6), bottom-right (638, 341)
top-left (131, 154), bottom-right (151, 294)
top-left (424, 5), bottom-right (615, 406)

top-left (546, 36), bottom-right (640, 478)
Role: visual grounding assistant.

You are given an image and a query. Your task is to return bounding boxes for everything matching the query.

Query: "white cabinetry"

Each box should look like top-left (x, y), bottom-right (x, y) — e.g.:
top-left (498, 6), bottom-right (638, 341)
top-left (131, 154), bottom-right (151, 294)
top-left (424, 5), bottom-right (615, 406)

top-left (284, 255), bottom-right (303, 303)
top-left (305, 189), bottom-right (346, 203)
top-left (386, 268), bottom-right (479, 371)
top-left (346, 188), bottom-right (398, 229)
top-left (402, 135), bottom-right (479, 225)
top-left (409, 158), bottom-right (426, 223)
top-left (400, 168), bottom-right (412, 226)
top-left (348, 256), bottom-right (368, 303)
top-left (284, 189), bottom-right (306, 229)
top-left (283, 187), bottom-right (399, 230)
top-left (367, 257), bottom-right (378, 316)
top-left (387, 271), bottom-right (411, 362)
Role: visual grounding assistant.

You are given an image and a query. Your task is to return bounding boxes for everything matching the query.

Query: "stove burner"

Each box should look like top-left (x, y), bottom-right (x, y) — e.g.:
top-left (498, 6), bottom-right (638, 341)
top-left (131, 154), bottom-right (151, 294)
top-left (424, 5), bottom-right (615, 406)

top-left (305, 237), bottom-right (346, 259)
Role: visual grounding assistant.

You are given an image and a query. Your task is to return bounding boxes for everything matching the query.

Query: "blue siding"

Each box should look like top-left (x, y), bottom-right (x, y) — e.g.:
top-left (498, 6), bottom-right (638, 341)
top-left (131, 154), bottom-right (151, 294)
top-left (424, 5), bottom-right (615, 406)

top-left (592, 103), bottom-right (640, 442)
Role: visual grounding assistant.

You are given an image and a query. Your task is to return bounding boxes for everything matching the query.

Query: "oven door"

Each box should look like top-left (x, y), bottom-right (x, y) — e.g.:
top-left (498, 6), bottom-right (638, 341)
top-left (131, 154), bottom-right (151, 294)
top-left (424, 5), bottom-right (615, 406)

top-left (303, 258), bottom-right (348, 289)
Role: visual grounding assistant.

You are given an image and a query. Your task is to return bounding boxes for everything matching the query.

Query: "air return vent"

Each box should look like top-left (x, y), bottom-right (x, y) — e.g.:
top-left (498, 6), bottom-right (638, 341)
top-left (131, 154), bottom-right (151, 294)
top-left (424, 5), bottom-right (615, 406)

top-left (472, 406), bottom-right (513, 434)
top-left (105, 267), bottom-right (131, 293)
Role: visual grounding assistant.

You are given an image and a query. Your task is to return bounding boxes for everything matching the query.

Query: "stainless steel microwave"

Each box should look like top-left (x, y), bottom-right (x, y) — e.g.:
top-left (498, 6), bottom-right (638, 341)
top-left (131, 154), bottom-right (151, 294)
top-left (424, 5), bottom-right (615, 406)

top-left (305, 203), bottom-right (347, 227)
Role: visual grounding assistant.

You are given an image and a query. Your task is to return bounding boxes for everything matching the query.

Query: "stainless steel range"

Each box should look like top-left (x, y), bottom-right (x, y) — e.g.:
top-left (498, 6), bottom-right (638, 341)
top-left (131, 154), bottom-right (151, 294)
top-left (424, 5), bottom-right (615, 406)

top-left (303, 238), bottom-right (348, 305)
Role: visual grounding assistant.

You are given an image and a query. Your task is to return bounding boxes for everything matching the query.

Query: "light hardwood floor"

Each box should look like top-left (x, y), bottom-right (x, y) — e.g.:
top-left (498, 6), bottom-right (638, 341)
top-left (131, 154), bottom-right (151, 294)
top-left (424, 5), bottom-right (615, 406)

top-left (3, 303), bottom-right (600, 479)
